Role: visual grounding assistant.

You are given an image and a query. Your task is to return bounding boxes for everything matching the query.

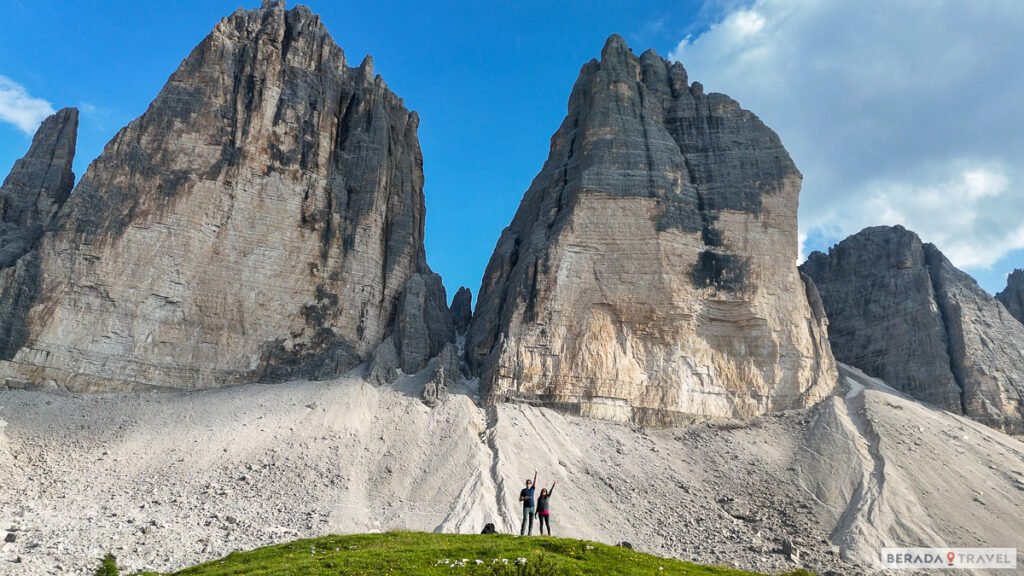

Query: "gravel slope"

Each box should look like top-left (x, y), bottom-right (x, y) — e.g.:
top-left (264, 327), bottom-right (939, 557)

top-left (0, 365), bottom-right (1021, 575)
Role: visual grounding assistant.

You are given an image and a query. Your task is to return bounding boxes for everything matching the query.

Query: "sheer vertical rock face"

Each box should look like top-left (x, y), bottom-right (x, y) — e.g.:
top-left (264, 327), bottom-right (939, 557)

top-left (996, 269), bottom-right (1024, 325)
top-left (394, 272), bottom-right (454, 374)
top-left (0, 108), bottom-right (79, 358)
top-left (466, 36), bottom-right (836, 426)
top-left (802, 226), bottom-right (1024, 433)
top-left (0, 3), bottom-right (448, 391)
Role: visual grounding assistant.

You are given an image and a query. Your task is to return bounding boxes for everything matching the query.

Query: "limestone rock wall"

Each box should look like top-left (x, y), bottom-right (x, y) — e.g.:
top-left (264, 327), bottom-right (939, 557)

top-left (996, 269), bottom-right (1024, 325)
top-left (466, 36), bottom-right (836, 425)
top-left (0, 3), bottom-right (449, 391)
top-left (802, 225), bottom-right (1024, 433)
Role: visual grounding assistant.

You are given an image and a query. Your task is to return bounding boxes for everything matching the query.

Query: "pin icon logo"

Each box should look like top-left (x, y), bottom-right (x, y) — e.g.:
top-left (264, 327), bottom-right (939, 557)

top-left (947, 551), bottom-right (956, 565)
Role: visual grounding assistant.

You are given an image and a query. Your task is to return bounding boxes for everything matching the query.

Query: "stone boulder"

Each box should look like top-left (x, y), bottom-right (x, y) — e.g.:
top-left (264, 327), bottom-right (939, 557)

top-left (422, 342), bottom-right (460, 407)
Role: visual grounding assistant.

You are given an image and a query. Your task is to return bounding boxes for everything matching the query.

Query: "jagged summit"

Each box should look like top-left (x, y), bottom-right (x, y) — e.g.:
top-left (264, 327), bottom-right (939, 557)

top-left (0, 108), bottom-right (79, 358)
top-left (0, 108), bottom-right (78, 268)
top-left (466, 37), bottom-right (835, 425)
top-left (802, 225), bottom-right (1024, 433)
top-left (0, 2), bottom-right (452, 391)
top-left (996, 268), bottom-right (1024, 325)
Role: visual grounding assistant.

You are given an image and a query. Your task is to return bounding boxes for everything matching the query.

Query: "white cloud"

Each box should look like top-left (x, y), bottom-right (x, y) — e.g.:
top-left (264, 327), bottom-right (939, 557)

top-left (671, 0), bottom-right (1024, 280)
top-left (0, 75), bottom-right (55, 134)
top-left (727, 10), bottom-right (766, 38)
top-left (858, 163), bottom-right (1021, 268)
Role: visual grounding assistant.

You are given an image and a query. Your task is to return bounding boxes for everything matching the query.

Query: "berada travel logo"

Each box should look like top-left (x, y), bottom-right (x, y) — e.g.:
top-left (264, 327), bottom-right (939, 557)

top-left (880, 548), bottom-right (1017, 569)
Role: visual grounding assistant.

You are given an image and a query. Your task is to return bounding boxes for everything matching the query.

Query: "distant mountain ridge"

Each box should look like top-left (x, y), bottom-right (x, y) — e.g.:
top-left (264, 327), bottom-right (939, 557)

top-left (802, 225), bottom-right (1024, 434)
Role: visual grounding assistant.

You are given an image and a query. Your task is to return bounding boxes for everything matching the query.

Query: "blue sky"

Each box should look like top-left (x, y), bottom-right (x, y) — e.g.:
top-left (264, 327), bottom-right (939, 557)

top-left (2, 0), bottom-right (1021, 298)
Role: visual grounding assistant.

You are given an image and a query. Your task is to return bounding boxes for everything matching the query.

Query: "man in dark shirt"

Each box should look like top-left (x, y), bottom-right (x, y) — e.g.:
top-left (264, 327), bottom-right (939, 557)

top-left (519, 471), bottom-right (537, 535)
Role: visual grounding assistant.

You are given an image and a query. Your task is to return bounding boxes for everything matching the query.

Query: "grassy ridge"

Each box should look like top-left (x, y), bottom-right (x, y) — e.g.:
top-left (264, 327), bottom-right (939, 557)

top-left (150, 532), bottom-right (787, 576)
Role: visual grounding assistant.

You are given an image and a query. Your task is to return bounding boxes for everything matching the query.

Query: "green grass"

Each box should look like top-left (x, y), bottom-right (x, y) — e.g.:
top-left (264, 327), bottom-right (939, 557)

top-left (141, 532), bottom-right (793, 576)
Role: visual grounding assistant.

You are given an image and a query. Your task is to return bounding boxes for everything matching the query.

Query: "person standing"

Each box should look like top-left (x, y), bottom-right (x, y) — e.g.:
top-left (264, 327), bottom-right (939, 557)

top-left (519, 471), bottom-right (537, 535)
top-left (537, 481), bottom-right (556, 535)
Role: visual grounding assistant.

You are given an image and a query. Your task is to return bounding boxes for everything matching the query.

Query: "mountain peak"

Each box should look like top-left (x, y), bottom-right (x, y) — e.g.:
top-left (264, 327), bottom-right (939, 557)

top-left (0, 2), bottom-right (451, 390)
top-left (802, 226), bottom-right (1024, 433)
top-left (467, 34), bottom-right (834, 425)
top-left (599, 33), bottom-right (635, 68)
top-left (996, 268), bottom-right (1024, 324)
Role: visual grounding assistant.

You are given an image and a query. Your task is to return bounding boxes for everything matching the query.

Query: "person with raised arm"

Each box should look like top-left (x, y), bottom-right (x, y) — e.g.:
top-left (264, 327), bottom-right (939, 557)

top-left (519, 471), bottom-right (537, 535)
top-left (536, 480), bottom-right (556, 535)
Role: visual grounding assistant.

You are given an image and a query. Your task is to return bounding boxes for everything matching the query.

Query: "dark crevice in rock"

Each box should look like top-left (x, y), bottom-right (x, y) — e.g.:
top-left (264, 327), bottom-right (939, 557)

top-left (320, 179), bottom-right (334, 265)
top-left (523, 260), bottom-right (540, 324)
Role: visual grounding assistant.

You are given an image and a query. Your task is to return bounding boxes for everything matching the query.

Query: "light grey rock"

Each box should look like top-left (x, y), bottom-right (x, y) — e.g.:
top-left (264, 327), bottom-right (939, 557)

top-left (450, 286), bottom-right (472, 334)
top-left (466, 35), bottom-right (836, 425)
top-left (435, 342), bottom-right (460, 385)
top-left (0, 108), bottom-right (78, 359)
top-left (367, 336), bottom-right (399, 387)
top-left (0, 4), bottom-right (444, 390)
top-left (996, 269), bottom-right (1024, 325)
top-left (423, 342), bottom-right (460, 406)
top-left (802, 225), bottom-right (1024, 433)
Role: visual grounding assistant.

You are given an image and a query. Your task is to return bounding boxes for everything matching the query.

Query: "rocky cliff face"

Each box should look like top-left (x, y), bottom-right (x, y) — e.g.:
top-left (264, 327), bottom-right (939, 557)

top-left (0, 108), bottom-right (78, 359)
top-left (0, 2), bottom-right (450, 391)
top-left (996, 269), bottom-right (1024, 325)
top-left (466, 36), bottom-right (837, 426)
top-left (802, 225), bottom-right (1024, 433)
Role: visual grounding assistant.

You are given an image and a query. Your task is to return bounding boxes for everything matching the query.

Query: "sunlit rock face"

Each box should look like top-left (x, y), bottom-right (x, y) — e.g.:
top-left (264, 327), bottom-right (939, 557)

top-left (467, 36), bottom-right (837, 426)
top-left (803, 225), bottom-right (1024, 434)
top-left (0, 3), bottom-right (451, 391)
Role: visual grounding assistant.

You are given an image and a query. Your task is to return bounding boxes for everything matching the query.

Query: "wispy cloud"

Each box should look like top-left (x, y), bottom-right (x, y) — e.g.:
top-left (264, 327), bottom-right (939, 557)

top-left (0, 75), bottom-right (55, 134)
top-left (671, 0), bottom-right (1024, 276)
